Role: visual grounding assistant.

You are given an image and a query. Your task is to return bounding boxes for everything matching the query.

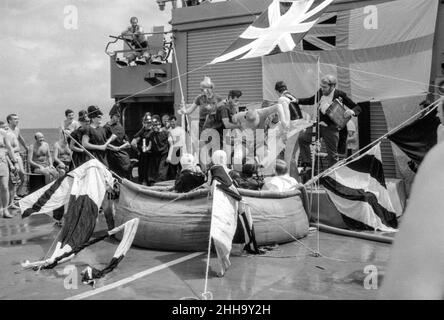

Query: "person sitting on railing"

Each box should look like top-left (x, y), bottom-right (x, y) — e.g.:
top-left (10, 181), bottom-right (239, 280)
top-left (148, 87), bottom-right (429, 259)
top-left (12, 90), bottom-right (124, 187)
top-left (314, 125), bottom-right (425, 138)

top-left (53, 130), bottom-right (73, 177)
top-left (121, 16), bottom-right (150, 65)
top-left (262, 159), bottom-right (299, 192)
top-left (28, 132), bottom-right (58, 185)
top-left (174, 153), bottom-right (205, 193)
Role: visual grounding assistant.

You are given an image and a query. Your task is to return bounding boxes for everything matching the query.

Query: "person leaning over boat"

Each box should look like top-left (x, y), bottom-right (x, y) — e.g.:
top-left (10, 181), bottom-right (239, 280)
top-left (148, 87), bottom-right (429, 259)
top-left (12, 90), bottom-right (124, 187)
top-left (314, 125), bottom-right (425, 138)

top-left (274, 81), bottom-right (303, 123)
top-left (232, 103), bottom-right (289, 167)
top-left (178, 76), bottom-right (223, 136)
top-left (262, 159), bottom-right (299, 192)
top-left (295, 75), bottom-right (361, 168)
top-left (0, 123), bottom-right (19, 218)
top-left (274, 81), bottom-right (309, 166)
top-left (81, 106), bottom-right (116, 167)
top-left (70, 110), bottom-right (91, 168)
top-left (104, 106), bottom-right (132, 179)
top-left (28, 132), bottom-right (58, 185)
top-left (173, 153), bottom-right (205, 193)
top-left (131, 112), bottom-right (152, 185)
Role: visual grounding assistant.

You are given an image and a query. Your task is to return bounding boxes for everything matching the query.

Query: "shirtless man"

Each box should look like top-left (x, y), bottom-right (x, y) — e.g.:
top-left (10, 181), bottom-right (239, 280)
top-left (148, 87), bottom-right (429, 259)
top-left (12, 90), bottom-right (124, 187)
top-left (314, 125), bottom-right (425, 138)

top-left (28, 132), bottom-right (58, 184)
top-left (232, 104), bottom-right (289, 169)
top-left (6, 114), bottom-right (27, 198)
top-left (0, 122), bottom-right (19, 218)
top-left (54, 130), bottom-right (73, 176)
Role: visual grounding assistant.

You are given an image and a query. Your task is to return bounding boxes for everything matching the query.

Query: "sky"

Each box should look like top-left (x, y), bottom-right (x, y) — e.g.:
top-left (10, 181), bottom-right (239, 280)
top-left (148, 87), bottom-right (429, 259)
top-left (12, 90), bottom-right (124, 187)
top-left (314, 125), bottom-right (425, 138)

top-left (0, 0), bottom-right (171, 128)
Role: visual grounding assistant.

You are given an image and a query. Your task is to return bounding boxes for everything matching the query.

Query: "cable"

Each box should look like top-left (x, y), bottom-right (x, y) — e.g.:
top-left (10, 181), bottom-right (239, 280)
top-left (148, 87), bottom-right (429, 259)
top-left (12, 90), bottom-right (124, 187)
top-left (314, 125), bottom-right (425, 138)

top-left (304, 97), bottom-right (443, 187)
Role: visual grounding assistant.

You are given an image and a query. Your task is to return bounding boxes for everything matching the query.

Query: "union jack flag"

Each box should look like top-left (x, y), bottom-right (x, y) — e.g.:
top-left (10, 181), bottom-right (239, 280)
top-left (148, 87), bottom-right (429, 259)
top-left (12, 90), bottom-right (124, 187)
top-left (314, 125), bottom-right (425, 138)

top-left (209, 0), bottom-right (335, 64)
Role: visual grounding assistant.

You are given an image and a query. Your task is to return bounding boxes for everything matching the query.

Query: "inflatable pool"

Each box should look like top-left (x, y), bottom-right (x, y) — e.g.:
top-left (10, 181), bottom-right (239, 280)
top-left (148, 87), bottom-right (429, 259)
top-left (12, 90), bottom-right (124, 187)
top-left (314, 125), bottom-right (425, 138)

top-left (114, 179), bottom-right (310, 251)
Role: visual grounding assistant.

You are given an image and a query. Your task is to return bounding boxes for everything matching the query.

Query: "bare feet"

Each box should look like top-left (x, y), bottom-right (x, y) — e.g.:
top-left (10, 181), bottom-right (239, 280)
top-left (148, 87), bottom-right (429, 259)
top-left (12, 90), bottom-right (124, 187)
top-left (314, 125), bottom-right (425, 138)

top-left (2, 210), bottom-right (13, 218)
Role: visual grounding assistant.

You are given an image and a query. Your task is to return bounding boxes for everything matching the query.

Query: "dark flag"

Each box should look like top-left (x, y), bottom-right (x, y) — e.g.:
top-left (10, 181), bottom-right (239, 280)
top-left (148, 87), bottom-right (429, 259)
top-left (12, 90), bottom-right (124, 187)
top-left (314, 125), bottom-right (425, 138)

top-left (387, 106), bottom-right (441, 166)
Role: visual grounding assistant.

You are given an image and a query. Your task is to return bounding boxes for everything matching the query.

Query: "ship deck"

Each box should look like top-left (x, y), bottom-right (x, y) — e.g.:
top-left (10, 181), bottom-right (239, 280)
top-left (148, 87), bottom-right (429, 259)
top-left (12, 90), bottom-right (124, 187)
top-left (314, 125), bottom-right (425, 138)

top-left (0, 212), bottom-right (390, 300)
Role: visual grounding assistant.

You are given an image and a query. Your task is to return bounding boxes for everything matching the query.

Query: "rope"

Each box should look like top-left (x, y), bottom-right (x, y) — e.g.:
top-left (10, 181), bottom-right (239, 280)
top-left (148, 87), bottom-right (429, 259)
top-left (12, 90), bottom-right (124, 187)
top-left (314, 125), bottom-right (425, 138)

top-left (40, 234), bottom-right (109, 270)
top-left (315, 56), bottom-right (321, 256)
top-left (304, 96), bottom-right (443, 187)
top-left (246, 201), bottom-right (357, 263)
top-left (202, 189), bottom-right (213, 300)
top-left (172, 39), bottom-right (192, 155)
top-left (145, 184), bottom-right (207, 213)
top-left (36, 228), bottom-right (62, 273)
top-left (62, 130), bottom-right (124, 182)
top-left (245, 201), bottom-right (319, 256)
top-left (116, 62), bottom-right (210, 105)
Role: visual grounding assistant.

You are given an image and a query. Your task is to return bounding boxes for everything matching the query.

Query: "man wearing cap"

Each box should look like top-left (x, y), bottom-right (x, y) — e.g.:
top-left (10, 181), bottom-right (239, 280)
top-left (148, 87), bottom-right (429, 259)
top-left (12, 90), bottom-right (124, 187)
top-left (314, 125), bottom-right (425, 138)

top-left (179, 76), bottom-right (223, 135)
top-left (104, 105), bottom-right (131, 179)
top-left (295, 74), bottom-right (361, 168)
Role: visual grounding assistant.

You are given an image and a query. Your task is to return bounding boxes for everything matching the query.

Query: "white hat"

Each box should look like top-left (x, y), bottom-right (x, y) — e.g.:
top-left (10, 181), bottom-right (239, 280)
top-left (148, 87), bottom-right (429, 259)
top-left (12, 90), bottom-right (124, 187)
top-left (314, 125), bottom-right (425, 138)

top-left (180, 153), bottom-right (195, 170)
top-left (212, 150), bottom-right (227, 166)
top-left (200, 76), bottom-right (214, 89)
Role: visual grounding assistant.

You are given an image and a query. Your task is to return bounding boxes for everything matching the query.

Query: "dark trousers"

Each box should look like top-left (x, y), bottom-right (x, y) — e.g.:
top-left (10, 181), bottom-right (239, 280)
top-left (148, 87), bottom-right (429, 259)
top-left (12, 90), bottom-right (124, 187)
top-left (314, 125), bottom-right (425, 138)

top-left (138, 152), bottom-right (150, 184)
top-left (158, 154), bottom-right (169, 182)
top-left (298, 124), bottom-right (339, 168)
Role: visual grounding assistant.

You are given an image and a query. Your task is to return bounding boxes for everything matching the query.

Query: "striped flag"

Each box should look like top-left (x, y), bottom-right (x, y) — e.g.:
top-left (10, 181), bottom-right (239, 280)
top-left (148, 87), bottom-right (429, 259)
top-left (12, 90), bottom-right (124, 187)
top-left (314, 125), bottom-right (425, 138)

top-left (19, 160), bottom-right (140, 284)
top-left (387, 105), bottom-right (441, 167)
top-left (19, 159), bottom-right (114, 263)
top-left (19, 159), bottom-right (113, 218)
top-left (210, 180), bottom-right (239, 276)
top-left (320, 143), bottom-right (399, 232)
top-left (210, 0), bottom-right (334, 64)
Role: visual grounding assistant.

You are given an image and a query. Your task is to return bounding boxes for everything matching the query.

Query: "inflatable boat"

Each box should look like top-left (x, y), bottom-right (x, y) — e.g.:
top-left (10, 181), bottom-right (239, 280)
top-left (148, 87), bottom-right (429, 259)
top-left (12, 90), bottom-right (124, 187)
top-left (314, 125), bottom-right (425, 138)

top-left (114, 179), bottom-right (310, 251)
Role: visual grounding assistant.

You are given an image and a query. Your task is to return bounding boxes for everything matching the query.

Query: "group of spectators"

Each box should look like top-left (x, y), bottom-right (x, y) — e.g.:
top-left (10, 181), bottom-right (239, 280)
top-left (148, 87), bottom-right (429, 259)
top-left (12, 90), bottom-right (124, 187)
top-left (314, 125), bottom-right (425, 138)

top-left (0, 73), bottom-right (361, 218)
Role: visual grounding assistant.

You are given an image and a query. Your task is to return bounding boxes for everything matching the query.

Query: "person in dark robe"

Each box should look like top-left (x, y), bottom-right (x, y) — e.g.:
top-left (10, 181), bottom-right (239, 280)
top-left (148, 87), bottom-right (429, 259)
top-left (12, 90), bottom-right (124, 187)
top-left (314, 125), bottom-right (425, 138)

top-left (173, 153), bottom-right (206, 193)
top-left (81, 106), bottom-right (116, 166)
top-left (229, 163), bottom-right (263, 190)
top-left (145, 116), bottom-right (169, 185)
top-left (105, 106), bottom-right (131, 179)
top-left (131, 113), bottom-right (152, 185)
top-left (70, 111), bottom-right (91, 168)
